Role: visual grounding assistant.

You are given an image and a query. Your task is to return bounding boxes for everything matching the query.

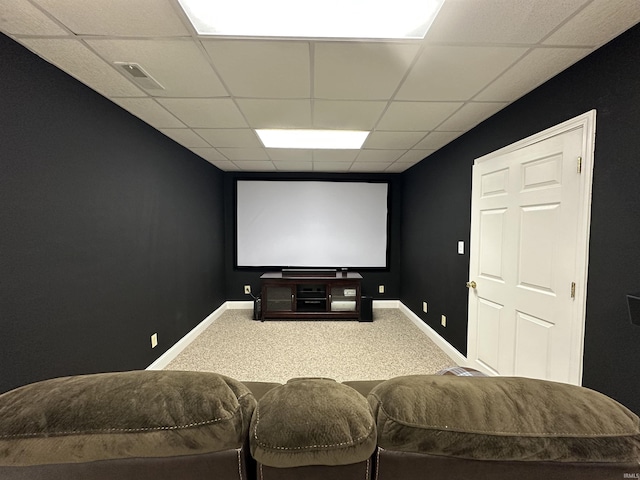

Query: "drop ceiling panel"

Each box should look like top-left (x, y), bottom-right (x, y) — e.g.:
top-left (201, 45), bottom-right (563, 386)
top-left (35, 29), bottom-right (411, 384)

top-left (160, 128), bottom-right (210, 148)
top-left (234, 161), bottom-right (277, 171)
top-left (274, 161), bottom-right (314, 171)
top-left (189, 148), bottom-right (227, 162)
top-left (208, 160), bottom-right (240, 170)
top-left (397, 150), bottom-right (435, 163)
top-left (20, 38), bottom-right (144, 97)
top-left (437, 102), bottom-right (508, 131)
top-left (386, 162), bottom-right (416, 173)
top-left (31, 0), bottom-right (189, 36)
top-left (313, 100), bottom-right (387, 130)
top-left (355, 150), bottom-right (405, 162)
top-left (111, 98), bottom-right (186, 128)
top-left (543, 0), bottom-right (640, 47)
top-left (377, 102), bottom-right (463, 131)
top-left (476, 47), bottom-right (593, 101)
top-left (86, 39), bottom-right (228, 97)
top-left (194, 129), bottom-right (262, 148)
top-left (414, 131), bottom-right (463, 150)
top-left (312, 150), bottom-right (358, 163)
top-left (203, 40), bottom-right (310, 98)
top-left (267, 149), bottom-right (313, 162)
top-left (217, 148), bottom-right (270, 161)
top-left (396, 46), bottom-right (528, 101)
top-left (313, 162), bottom-right (352, 172)
top-left (157, 98), bottom-right (247, 128)
top-left (350, 162), bottom-right (393, 172)
top-left (236, 99), bottom-right (312, 128)
top-left (314, 42), bottom-right (420, 100)
top-left (363, 131), bottom-right (427, 149)
top-left (0, 0), bottom-right (69, 35)
top-left (425, 0), bottom-right (590, 44)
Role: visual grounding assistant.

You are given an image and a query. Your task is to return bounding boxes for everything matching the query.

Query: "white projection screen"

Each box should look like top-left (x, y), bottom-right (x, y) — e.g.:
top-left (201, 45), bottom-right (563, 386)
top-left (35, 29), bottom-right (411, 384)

top-left (236, 180), bottom-right (389, 268)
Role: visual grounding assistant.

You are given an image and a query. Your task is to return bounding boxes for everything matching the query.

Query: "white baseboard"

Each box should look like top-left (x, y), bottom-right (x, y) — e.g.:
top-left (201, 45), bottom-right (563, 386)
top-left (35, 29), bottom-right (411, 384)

top-left (226, 300), bottom-right (253, 309)
top-left (398, 302), bottom-right (468, 367)
top-left (147, 302), bottom-right (229, 370)
top-left (373, 299), bottom-right (400, 309)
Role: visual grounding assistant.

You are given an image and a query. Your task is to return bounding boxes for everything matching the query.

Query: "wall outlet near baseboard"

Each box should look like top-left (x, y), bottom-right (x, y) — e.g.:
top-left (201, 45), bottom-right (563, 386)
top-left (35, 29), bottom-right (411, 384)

top-left (441, 315), bottom-right (447, 327)
top-left (378, 285), bottom-right (385, 294)
top-left (151, 333), bottom-right (158, 348)
top-left (423, 301), bottom-right (428, 313)
top-left (244, 285), bottom-right (251, 294)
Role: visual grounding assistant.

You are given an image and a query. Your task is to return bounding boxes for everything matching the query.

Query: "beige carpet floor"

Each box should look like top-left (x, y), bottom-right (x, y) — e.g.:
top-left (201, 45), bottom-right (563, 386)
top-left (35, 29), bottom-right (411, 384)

top-left (165, 308), bottom-right (457, 383)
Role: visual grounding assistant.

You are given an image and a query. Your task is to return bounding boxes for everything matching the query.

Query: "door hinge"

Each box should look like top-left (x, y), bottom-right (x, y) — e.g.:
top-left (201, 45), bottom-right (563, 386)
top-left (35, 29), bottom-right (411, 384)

top-left (571, 282), bottom-right (576, 299)
top-left (577, 156), bottom-right (582, 173)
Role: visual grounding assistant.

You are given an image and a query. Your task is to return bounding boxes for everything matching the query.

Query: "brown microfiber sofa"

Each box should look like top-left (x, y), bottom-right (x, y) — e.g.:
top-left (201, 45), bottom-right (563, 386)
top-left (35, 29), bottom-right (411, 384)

top-left (0, 370), bottom-right (638, 480)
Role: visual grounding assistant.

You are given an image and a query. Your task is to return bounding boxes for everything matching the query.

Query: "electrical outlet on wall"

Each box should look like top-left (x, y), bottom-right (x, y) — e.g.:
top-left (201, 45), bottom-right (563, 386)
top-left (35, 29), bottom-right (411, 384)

top-left (244, 285), bottom-right (251, 295)
top-left (441, 315), bottom-right (447, 327)
top-left (423, 302), bottom-right (428, 313)
top-left (151, 333), bottom-right (158, 348)
top-left (378, 285), bottom-right (385, 294)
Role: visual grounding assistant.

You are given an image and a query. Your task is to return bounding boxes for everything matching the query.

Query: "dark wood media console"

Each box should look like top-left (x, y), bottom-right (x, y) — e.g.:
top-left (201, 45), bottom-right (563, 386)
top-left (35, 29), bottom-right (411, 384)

top-left (260, 271), bottom-right (362, 321)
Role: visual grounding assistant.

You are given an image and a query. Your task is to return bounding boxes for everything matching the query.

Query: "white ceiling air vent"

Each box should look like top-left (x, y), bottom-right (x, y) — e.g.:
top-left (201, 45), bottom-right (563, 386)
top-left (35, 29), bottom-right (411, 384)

top-left (115, 62), bottom-right (164, 90)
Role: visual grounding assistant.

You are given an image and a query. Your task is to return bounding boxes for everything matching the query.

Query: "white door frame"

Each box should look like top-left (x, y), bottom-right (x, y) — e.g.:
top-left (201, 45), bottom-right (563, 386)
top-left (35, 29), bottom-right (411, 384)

top-left (467, 110), bottom-right (596, 385)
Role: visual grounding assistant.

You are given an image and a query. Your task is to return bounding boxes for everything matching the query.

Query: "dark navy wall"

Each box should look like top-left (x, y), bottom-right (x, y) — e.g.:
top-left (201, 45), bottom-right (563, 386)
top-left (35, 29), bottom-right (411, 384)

top-left (0, 34), bottom-right (227, 394)
top-left (400, 24), bottom-right (640, 413)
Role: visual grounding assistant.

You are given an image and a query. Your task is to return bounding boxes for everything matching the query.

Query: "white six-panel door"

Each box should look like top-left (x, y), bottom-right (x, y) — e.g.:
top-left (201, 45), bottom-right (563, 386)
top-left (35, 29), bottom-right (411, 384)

top-left (467, 111), bottom-right (596, 385)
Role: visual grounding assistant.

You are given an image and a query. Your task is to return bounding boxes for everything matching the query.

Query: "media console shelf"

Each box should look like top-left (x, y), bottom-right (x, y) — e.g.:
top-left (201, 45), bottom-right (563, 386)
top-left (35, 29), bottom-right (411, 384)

top-left (260, 271), bottom-right (362, 321)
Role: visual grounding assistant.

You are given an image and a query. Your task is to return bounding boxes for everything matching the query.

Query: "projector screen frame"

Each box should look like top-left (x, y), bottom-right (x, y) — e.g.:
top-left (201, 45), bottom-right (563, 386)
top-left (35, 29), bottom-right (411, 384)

top-left (233, 178), bottom-right (392, 272)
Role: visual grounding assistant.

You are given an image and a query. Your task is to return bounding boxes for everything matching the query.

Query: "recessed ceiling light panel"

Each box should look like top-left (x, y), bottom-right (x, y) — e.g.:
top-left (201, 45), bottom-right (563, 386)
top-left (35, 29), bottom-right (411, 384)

top-left (256, 129), bottom-right (369, 149)
top-left (178, 0), bottom-right (444, 39)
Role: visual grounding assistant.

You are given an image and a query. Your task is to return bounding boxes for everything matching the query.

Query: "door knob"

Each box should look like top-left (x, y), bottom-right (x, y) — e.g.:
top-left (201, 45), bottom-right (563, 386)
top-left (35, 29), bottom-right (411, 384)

top-left (466, 281), bottom-right (477, 289)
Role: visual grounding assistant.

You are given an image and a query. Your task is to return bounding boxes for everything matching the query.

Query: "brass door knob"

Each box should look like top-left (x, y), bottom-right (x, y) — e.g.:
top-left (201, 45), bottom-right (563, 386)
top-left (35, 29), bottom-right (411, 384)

top-left (466, 281), bottom-right (477, 289)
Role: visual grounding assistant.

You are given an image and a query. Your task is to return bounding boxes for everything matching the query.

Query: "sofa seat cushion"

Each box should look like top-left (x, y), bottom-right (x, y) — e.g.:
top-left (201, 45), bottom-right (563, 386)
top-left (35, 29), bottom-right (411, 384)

top-left (250, 378), bottom-right (377, 468)
top-left (368, 375), bottom-right (640, 463)
top-left (0, 370), bottom-right (256, 466)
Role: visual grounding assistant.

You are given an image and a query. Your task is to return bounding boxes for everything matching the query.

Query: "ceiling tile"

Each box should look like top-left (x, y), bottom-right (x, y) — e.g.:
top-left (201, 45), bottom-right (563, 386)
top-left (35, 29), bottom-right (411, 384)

top-left (350, 162), bottom-right (393, 172)
top-left (476, 47), bottom-right (593, 102)
top-left (86, 39), bottom-right (227, 97)
top-left (385, 163), bottom-right (414, 173)
top-left (437, 102), bottom-right (508, 131)
top-left (234, 161), bottom-right (277, 171)
top-left (396, 150), bottom-right (435, 163)
top-left (377, 102), bottom-right (462, 131)
top-left (314, 42), bottom-right (420, 100)
top-left (396, 46), bottom-right (527, 101)
top-left (236, 99), bottom-right (312, 128)
top-left (543, 0), bottom-right (640, 47)
top-left (363, 131), bottom-right (427, 149)
top-left (159, 128), bottom-right (210, 148)
top-left (313, 161), bottom-right (352, 172)
top-left (217, 148), bottom-right (270, 161)
top-left (20, 38), bottom-right (144, 97)
top-left (313, 150), bottom-right (359, 162)
top-left (414, 132), bottom-right (463, 150)
top-left (425, 0), bottom-right (590, 44)
top-left (313, 100), bottom-right (387, 130)
top-left (267, 149), bottom-right (313, 162)
top-left (156, 98), bottom-right (247, 128)
top-left (0, 0), bottom-right (69, 35)
top-left (206, 160), bottom-right (240, 171)
top-left (274, 161), bottom-right (314, 171)
top-left (203, 40), bottom-right (310, 98)
top-left (31, 0), bottom-right (189, 36)
top-left (355, 150), bottom-right (405, 162)
top-left (111, 98), bottom-right (185, 128)
top-left (194, 129), bottom-right (262, 148)
top-left (189, 148), bottom-right (228, 162)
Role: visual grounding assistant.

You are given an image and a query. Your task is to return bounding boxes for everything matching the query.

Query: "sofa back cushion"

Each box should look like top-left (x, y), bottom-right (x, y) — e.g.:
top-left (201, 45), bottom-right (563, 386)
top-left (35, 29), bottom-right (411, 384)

top-left (0, 370), bottom-right (256, 466)
top-left (368, 375), bottom-right (640, 463)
